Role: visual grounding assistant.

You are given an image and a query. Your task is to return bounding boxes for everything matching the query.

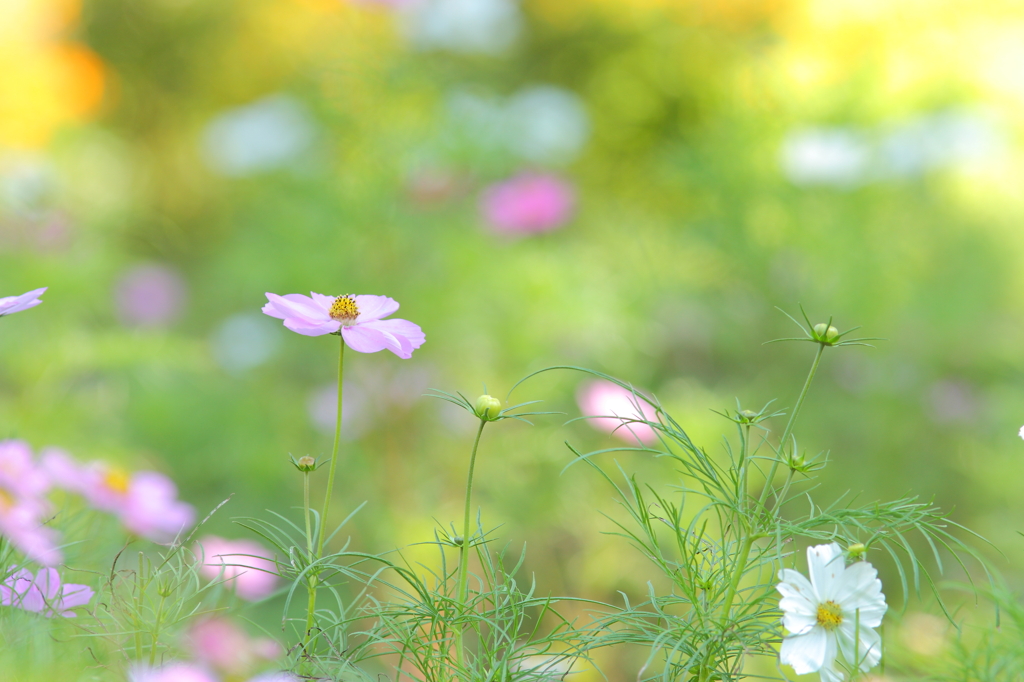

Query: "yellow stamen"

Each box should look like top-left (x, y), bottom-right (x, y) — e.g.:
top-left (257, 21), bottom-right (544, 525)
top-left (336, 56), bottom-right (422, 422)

top-left (816, 600), bottom-right (843, 630)
top-left (0, 488), bottom-right (12, 511)
top-left (104, 469), bottom-right (131, 495)
top-left (329, 295), bottom-right (359, 324)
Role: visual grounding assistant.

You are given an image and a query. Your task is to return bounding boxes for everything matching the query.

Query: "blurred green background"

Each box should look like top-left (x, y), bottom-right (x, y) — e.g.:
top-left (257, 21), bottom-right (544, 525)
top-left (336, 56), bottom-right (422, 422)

top-left (3, 0), bottom-right (1024, 675)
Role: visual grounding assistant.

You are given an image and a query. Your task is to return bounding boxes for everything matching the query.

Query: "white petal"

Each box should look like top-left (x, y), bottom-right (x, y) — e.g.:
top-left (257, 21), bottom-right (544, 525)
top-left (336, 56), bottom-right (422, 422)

top-left (782, 607), bottom-right (818, 636)
top-left (833, 562), bottom-right (887, 627)
top-left (808, 543), bottom-right (846, 600)
top-left (781, 627), bottom-right (828, 674)
top-left (837, 620), bottom-right (883, 671)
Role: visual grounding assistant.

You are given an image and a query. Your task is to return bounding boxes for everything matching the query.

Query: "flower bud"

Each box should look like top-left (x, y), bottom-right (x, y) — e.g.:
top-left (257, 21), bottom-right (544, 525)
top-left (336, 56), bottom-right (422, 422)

top-left (738, 409), bottom-right (758, 423)
top-left (847, 543), bottom-right (867, 560)
top-left (812, 323), bottom-right (840, 344)
top-left (475, 394), bottom-right (502, 421)
top-left (293, 455), bottom-right (317, 472)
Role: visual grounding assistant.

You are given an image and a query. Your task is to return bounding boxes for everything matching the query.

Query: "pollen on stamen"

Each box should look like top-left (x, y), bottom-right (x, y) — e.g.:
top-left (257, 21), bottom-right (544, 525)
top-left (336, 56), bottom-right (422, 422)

top-left (329, 295), bottom-right (360, 324)
top-left (816, 600), bottom-right (843, 630)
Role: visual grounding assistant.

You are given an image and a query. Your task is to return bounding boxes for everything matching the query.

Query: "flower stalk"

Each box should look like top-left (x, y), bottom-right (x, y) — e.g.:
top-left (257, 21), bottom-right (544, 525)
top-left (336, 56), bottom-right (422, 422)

top-left (455, 417), bottom-right (488, 676)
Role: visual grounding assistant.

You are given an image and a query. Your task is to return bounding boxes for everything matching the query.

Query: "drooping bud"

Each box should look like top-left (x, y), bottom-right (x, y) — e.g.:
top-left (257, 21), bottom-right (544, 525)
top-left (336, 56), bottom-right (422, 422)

top-left (812, 323), bottom-right (840, 344)
top-left (475, 394), bottom-right (502, 421)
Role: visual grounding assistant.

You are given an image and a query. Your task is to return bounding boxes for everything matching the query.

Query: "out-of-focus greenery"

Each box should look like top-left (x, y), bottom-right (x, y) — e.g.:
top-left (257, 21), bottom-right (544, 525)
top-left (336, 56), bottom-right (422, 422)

top-left (4, 0), bottom-right (1024, 678)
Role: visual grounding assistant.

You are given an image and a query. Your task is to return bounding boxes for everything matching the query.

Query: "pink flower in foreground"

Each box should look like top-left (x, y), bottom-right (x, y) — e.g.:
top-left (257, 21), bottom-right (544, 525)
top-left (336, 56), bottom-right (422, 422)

top-left (42, 452), bottom-right (195, 542)
top-left (576, 380), bottom-right (659, 445)
top-left (0, 441), bottom-right (61, 565)
top-left (0, 287), bottom-right (46, 317)
top-left (197, 536), bottom-right (278, 601)
top-left (188, 617), bottom-right (282, 676)
top-left (480, 173), bottom-right (575, 235)
top-left (262, 293), bottom-right (425, 358)
top-left (129, 663), bottom-right (218, 682)
top-left (1, 567), bottom-right (93, 617)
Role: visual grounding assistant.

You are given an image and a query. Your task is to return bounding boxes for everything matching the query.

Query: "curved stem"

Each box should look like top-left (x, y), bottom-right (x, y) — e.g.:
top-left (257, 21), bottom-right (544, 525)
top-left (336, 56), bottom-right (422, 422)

top-left (455, 418), bottom-right (487, 678)
top-left (757, 343), bottom-right (825, 509)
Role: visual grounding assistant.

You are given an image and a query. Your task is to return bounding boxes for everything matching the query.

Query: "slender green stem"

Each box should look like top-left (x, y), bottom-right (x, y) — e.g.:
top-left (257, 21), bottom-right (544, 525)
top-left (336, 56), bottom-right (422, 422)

top-left (135, 552), bottom-right (145, 661)
top-left (149, 593), bottom-right (166, 666)
top-left (318, 336), bottom-right (346, 556)
top-left (738, 423), bottom-right (751, 516)
top-left (307, 335), bottom-right (345, 646)
top-left (455, 418), bottom-right (488, 677)
top-left (303, 470), bottom-right (316, 641)
top-left (757, 343), bottom-right (826, 508)
top-left (719, 535), bottom-right (754, 630)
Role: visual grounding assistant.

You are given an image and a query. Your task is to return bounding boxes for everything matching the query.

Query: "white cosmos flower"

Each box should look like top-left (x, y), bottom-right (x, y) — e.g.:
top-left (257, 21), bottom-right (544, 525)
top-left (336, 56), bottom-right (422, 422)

top-left (777, 543), bottom-right (887, 682)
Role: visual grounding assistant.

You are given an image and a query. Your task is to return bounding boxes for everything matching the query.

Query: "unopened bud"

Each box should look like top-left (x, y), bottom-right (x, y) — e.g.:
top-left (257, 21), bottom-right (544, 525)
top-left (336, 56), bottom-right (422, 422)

top-left (295, 456), bottom-right (316, 472)
top-left (847, 543), bottom-right (867, 560)
top-left (453, 535), bottom-right (464, 546)
top-left (475, 394), bottom-right (502, 421)
top-left (738, 409), bottom-right (758, 423)
top-left (812, 323), bottom-right (840, 344)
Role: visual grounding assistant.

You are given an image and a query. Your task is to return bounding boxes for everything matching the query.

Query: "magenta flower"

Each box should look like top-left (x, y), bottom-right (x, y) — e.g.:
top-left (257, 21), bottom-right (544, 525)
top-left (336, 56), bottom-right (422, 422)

top-left (196, 536), bottom-right (278, 601)
top-left (0, 287), bottom-right (46, 317)
top-left (262, 293), bottom-right (424, 358)
top-left (42, 452), bottom-right (195, 542)
top-left (576, 380), bottom-right (659, 445)
top-left (1, 567), bottom-right (93, 617)
top-left (187, 617), bottom-right (282, 676)
top-left (0, 441), bottom-right (61, 565)
top-left (480, 173), bottom-right (575, 235)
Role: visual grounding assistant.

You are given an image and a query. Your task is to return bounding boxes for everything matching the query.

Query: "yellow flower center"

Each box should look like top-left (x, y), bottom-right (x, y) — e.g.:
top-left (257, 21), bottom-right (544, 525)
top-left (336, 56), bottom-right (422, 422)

top-left (0, 488), bottom-right (12, 511)
top-left (816, 600), bottom-right (843, 630)
top-left (329, 295), bottom-right (359, 324)
top-left (104, 468), bottom-right (131, 495)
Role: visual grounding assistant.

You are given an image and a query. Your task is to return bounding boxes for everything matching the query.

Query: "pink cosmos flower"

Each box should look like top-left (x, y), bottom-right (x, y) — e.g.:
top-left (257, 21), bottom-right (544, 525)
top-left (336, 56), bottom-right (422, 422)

top-left (187, 617), bottom-right (282, 676)
top-left (42, 452), bottom-right (195, 542)
top-left (114, 264), bottom-right (187, 328)
top-left (0, 287), bottom-right (46, 317)
top-left (1, 567), bottom-right (93, 617)
top-left (480, 173), bottom-right (575, 235)
top-left (576, 380), bottom-right (659, 445)
top-left (129, 663), bottom-right (219, 682)
top-left (196, 536), bottom-right (278, 601)
top-left (262, 293), bottom-right (425, 358)
top-left (0, 441), bottom-right (61, 565)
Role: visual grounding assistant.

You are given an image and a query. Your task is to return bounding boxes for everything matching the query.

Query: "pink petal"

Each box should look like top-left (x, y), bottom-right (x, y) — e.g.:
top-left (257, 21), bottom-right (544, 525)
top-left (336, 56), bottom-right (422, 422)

top-left (0, 287), bottom-right (47, 315)
top-left (264, 293), bottom-right (329, 326)
top-left (57, 583), bottom-right (94, 610)
top-left (353, 295), bottom-right (400, 323)
top-left (362, 318), bottom-right (425, 358)
top-left (340, 325), bottom-right (391, 354)
top-left (283, 318), bottom-right (340, 336)
top-left (36, 567), bottom-right (61, 600)
top-left (309, 292), bottom-right (337, 309)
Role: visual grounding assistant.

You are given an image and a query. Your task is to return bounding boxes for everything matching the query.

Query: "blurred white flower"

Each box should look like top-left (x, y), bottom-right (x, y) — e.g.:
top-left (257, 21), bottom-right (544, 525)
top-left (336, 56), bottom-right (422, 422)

top-left (202, 95), bottom-right (316, 177)
top-left (211, 313), bottom-right (281, 373)
top-left (402, 0), bottom-right (522, 54)
top-left (1018, 424), bottom-right (1024, 440)
top-left (0, 153), bottom-right (54, 215)
top-left (504, 86), bottom-right (590, 164)
top-left (780, 128), bottom-right (871, 188)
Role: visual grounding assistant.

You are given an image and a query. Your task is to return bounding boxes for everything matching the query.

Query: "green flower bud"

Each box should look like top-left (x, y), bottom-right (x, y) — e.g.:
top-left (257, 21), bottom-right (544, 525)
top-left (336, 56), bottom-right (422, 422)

top-left (475, 394), bottom-right (502, 421)
top-left (812, 323), bottom-right (840, 344)
top-left (293, 455), bottom-right (317, 472)
top-left (847, 543), bottom-right (867, 560)
top-left (738, 409), bottom-right (758, 423)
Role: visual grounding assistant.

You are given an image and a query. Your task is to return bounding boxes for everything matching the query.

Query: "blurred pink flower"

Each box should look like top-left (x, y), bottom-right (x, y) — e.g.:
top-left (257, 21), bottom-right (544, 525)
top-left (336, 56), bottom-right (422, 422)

top-left (129, 663), bottom-right (218, 682)
top-left (576, 380), bottom-right (659, 445)
top-left (0, 287), bottom-right (46, 317)
top-left (480, 173), bottom-right (575, 234)
top-left (1, 567), bottom-right (93, 617)
top-left (262, 293), bottom-right (425, 358)
top-left (187, 617), bottom-right (281, 676)
top-left (42, 452), bottom-right (195, 542)
top-left (196, 536), bottom-right (278, 601)
top-left (114, 264), bottom-right (186, 328)
top-left (0, 441), bottom-right (61, 565)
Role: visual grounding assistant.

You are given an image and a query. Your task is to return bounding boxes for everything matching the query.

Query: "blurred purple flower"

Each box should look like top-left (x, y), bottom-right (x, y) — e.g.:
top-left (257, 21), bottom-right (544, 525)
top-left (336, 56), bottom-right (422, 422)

top-left (576, 380), bottom-right (659, 445)
top-left (42, 452), bottom-right (194, 542)
top-left (480, 173), bottom-right (575, 235)
top-left (262, 293), bottom-right (424, 358)
top-left (196, 536), bottom-right (278, 602)
top-left (187, 617), bottom-right (281, 676)
top-left (129, 663), bottom-right (218, 682)
top-left (1, 567), bottom-right (93, 617)
top-left (0, 287), bottom-right (46, 317)
top-left (114, 264), bottom-right (187, 328)
top-left (0, 441), bottom-right (61, 565)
